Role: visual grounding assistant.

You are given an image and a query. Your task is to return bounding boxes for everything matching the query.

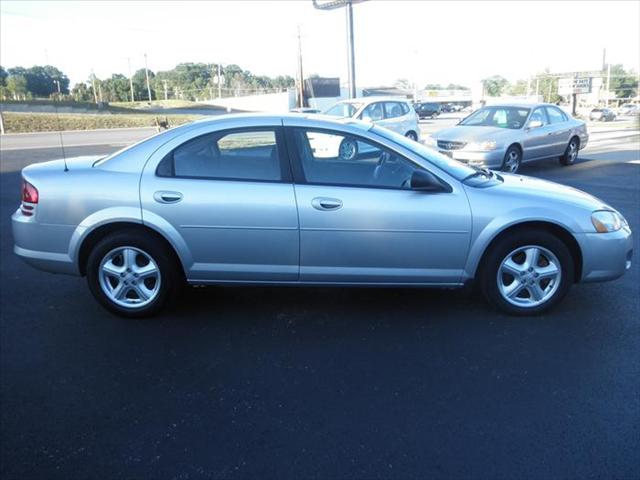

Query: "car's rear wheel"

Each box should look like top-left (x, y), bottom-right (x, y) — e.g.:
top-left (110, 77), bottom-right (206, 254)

top-left (559, 136), bottom-right (579, 166)
top-left (405, 131), bottom-right (418, 141)
top-left (501, 145), bottom-right (522, 173)
top-left (86, 231), bottom-right (179, 317)
top-left (480, 230), bottom-right (574, 315)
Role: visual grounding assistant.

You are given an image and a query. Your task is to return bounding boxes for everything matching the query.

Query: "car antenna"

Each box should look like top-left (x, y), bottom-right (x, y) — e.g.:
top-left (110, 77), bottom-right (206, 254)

top-left (45, 51), bottom-right (68, 172)
top-left (53, 93), bottom-right (69, 172)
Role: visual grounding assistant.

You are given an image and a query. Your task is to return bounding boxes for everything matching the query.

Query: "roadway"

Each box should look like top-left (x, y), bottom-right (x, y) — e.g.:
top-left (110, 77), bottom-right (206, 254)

top-left (0, 131), bottom-right (639, 479)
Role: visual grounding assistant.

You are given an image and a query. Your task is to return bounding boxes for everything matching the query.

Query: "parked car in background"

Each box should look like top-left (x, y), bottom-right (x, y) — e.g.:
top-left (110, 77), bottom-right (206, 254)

top-left (589, 108), bottom-right (616, 122)
top-left (426, 103), bottom-right (588, 173)
top-left (12, 114), bottom-right (631, 317)
top-left (414, 102), bottom-right (441, 119)
top-left (619, 103), bottom-right (639, 116)
top-left (290, 107), bottom-right (320, 114)
top-left (324, 97), bottom-right (420, 141)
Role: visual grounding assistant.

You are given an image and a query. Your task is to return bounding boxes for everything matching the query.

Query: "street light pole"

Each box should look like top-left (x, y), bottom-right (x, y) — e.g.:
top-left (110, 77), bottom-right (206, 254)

top-left (127, 57), bottom-right (135, 102)
top-left (144, 53), bottom-right (152, 102)
top-left (345, 0), bottom-right (356, 98)
top-left (312, 0), bottom-right (366, 99)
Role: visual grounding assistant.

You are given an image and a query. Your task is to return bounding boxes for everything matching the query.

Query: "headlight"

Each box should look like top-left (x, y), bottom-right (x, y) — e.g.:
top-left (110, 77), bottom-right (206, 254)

top-left (465, 141), bottom-right (498, 151)
top-left (591, 210), bottom-right (625, 233)
top-left (423, 136), bottom-right (436, 146)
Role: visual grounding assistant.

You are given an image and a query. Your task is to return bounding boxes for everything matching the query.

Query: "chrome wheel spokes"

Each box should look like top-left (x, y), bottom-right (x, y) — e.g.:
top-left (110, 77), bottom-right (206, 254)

top-left (497, 245), bottom-right (561, 308)
top-left (568, 141), bottom-right (578, 162)
top-left (505, 150), bottom-right (520, 172)
top-left (98, 247), bottom-right (161, 309)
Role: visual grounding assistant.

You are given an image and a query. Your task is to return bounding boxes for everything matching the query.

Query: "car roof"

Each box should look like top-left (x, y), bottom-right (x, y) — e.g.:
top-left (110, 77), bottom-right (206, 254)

top-left (337, 96), bottom-right (410, 105)
top-left (184, 112), bottom-right (375, 132)
top-left (483, 102), bottom-right (559, 109)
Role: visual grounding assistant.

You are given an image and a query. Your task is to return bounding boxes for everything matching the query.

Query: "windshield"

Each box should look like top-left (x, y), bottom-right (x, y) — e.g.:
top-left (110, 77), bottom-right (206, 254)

top-left (372, 126), bottom-right (477, 181)
top-left (324, 102), bottom-right (361, 118)
top-left (460, 106), bottom-right (530, 129)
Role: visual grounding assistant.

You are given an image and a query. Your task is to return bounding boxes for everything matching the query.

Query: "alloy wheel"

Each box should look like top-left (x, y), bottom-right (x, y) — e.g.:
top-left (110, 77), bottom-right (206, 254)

top-left (503, 149), bottom-right (521, 173)
top-left (568, 140), bottom-right (578, 163)
top-left (497, 245), bottom-right (561, 308)
top-left (98, 246), bottom-right (162, 309)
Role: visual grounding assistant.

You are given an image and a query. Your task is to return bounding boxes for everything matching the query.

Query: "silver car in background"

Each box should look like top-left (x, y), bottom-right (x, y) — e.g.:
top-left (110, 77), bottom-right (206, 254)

top-left (12, 114), bottom-right (631, 318)
top-left (426, 103), bottom-right (589, 173)
top-left (323, 97), bottom-right (420, 141)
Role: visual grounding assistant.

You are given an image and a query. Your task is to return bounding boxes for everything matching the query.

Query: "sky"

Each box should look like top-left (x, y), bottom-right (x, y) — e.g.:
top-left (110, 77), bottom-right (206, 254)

top-left (1, 0), bottom-right (639, 89)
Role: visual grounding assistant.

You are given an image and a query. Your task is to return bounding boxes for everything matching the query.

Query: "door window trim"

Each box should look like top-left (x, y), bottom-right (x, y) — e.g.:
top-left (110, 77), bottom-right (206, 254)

top-left (284, 126), bottom-right (451, 193)
top-left (155, 126), bottom-right (293, 184)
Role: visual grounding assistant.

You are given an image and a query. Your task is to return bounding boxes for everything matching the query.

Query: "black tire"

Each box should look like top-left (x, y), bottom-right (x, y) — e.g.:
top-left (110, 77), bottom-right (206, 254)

top-left (480, 229), bottom-right (574, 316)
top-left (559, 136), bottom-right (579, 166)
top-left (86, 230), bottom-right (180, 318)
top-left (405, 131), bottom-right (418, 141)
top-left (338, 137), bottom-right (358, 161)
top-left (501, 145), bottom-right (522, 173)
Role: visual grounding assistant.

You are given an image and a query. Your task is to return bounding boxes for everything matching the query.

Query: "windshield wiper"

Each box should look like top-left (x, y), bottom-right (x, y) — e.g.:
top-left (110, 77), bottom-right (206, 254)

top-left (462, 166), bottom-right (493, 181)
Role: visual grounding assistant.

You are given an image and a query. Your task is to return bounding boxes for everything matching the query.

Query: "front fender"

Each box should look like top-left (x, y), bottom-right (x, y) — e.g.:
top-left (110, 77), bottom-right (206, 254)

top-left (464, 207), bottom-right (582, 279)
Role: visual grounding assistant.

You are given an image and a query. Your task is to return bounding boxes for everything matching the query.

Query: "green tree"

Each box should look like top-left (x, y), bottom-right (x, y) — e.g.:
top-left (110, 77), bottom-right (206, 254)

top-left (394, 78), bottom-right (411, 89)
top-left (71, 82), bottom-right (94, 102)
top-left (6, 75), bottom-right (28, 99)
top-left (0, 66), bottom-right (7, 86)
top-left (481, 75), bottom-right (509, 96)
top-left (131, 68), bottom-right (156, 101)
top-left (101, 74), bottom-right (131, 102)
top-left (608, 64), bottom-right (638, 99)
top-left (508, 79), bottom-right (528, 96)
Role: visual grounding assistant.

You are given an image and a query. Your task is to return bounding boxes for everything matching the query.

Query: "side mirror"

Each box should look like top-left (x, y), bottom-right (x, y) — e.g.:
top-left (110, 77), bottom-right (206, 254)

top-left (527, 120), bottom-right (543, 129)
top-left (410, 170), bottom-right (447, 192)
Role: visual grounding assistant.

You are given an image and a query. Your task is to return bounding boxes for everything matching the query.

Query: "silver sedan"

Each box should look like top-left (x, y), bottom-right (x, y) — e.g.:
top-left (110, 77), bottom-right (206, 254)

top-left (426, 103), bottom-right (589, 173)
top-left (12, 114), bottom-right (631, 317)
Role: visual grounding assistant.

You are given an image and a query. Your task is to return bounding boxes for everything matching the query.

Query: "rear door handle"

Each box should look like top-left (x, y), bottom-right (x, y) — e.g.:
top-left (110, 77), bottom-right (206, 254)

top-left (311, 197), bottom-right (343, 211)
top-left (154, 191), bottom-right (183, 204)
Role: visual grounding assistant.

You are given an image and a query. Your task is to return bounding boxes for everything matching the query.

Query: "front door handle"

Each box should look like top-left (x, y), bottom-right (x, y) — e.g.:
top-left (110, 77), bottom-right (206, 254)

top-left (311, 197), bottom-right (343, 211)
top-left (154, 191), bottom-right (183, 204)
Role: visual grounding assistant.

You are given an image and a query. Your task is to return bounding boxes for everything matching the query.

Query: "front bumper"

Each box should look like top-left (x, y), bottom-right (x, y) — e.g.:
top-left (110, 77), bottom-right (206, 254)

top-left (439, 148), bottom-right (507, 169)
top-left (575, 226), bottom-right (633, 283)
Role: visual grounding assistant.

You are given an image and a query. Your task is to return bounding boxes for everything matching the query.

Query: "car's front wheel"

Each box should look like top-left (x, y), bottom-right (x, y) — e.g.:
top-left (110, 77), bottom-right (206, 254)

top-left (501, 145), bottom-right (522, 173)
top-left (480, 230), bottom-right (574, 315)
top-left (86, 231), bottom-right (180, 317)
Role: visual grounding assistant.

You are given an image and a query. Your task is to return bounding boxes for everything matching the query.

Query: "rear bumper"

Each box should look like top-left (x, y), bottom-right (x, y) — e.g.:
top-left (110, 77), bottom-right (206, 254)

top-left (12, 209), bottom-right (79, 275)
top-left (576, 227), bottom-right (633, 283)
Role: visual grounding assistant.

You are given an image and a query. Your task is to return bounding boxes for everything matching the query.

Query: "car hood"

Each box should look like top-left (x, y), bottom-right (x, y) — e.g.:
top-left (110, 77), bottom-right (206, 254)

top-left (434, 126), bottom-right (517, 143)
top-left (493, 172), bottom-right (612, 210)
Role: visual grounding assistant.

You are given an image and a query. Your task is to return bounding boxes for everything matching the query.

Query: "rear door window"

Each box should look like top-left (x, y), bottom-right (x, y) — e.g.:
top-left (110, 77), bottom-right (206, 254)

top-left (384, 102), bottom-right (405, 119)
top-left (158, 129), bottom-right (284, 181)
top-left (546, 106), bottom-right (567, 124)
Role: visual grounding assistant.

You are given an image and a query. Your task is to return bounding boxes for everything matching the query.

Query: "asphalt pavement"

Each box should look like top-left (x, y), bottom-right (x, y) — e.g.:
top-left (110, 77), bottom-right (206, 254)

top-left (0, 133), bottom-right (639, 479)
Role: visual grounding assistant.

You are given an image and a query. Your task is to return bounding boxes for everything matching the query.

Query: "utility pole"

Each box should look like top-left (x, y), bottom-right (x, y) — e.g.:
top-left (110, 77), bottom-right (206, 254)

top-left (217, 63), bottom-right (222, 98)
top-left (127, 57), bottom-right (135, 102)
top-left (345, 1), bottom-right (356, 98)
top-left (296, 25), bottom-right (305, 108)
top-left (535, 77), bottom-right (540, 98)
top-left (90, 70), bottom-right (98, 104)
top-left (144, 53), bottom-right (152, 102)
top-left (606, 62), bottom-right (611, 107)
top-left (163, 80), bottom-right (168, 101)
top-left (313, 0), bottom-right (365, 99)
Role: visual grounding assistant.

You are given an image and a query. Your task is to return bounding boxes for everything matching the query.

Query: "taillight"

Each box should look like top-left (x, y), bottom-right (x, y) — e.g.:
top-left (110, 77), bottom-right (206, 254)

top-left (22, 179), bottom-right (39, 204)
